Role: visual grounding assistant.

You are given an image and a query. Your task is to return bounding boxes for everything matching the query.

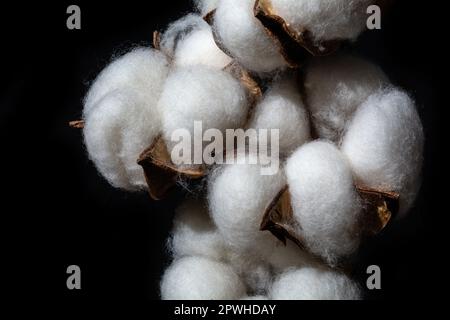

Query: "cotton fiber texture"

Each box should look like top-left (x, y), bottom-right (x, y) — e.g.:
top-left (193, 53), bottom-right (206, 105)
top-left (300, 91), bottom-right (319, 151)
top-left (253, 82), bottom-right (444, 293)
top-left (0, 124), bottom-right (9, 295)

top-left (83, 48), bottom-right (169, 190)
top-left (270, 0), bottom-right (374, 42)
top-left (341, 88), bottom-right (424, 216)
top-left (304, 54), bottom-right (388, 143)
top-left (247, 74), bottom-right (310, 156)
top-left (213, 0), bottom-right (287, 73)
top-left (286, 141), bottom-right (363, 265)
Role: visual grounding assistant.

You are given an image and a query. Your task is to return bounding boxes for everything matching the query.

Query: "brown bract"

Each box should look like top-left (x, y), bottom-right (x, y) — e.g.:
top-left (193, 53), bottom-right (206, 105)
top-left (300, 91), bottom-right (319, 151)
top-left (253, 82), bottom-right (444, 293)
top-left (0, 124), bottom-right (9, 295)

top-left (261, 184), bottom-right (400, 260)
top-left (137, 135), bottom-right (205, 200)
top-left (254, 0), bottom-right (341, 68)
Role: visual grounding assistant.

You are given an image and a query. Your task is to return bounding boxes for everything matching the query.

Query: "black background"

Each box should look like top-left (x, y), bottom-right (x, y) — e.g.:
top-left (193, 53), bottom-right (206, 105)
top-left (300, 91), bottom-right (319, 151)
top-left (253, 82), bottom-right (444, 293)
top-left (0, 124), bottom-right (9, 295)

top-left (1, 0), bottom-right (445, 311)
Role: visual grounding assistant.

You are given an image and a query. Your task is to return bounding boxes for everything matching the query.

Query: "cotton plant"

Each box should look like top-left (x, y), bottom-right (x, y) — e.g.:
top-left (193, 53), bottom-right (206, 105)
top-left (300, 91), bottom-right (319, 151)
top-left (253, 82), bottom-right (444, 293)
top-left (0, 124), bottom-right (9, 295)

top-left (75, 0), bottom-right (424, 300)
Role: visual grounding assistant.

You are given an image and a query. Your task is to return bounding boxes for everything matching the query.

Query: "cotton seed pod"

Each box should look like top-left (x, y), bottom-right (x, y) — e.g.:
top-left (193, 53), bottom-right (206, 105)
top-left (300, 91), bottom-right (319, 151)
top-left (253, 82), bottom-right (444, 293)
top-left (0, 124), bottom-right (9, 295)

top-left (160, 14), bottom-right (232, 69)
top-left (304, 54), bottom-right (388, 143)
top-left (341, 88), bottom-right (424, 217)
top-left (160, 256), bottom-right (246, 300)
top-left (210, 0), bottom-right (287, 73)
top-left (82, 48), bottom-right (170, 190)
top-left (270, 267), bottom-right (362, 300)
top-left (254, 0), bottom-right (381, 67)
top-left (284, 141), bottom-right (363, 265)
top-left (208, 152), bottom-right (286, 254)
top-left (138, 63), bottom-right (261, 200)
top-left (246, 73), bottom-right (310, 156)
top-left (169, 199), bottom-right (227, 261)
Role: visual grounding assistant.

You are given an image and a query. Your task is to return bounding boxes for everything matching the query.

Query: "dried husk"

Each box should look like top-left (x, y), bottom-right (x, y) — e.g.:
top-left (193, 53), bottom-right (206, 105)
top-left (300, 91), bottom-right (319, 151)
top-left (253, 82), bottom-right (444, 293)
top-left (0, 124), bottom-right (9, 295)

top-left (254, 0), bottom-right (341, 68)
top-left (261, 185), bottom-right (400, 258)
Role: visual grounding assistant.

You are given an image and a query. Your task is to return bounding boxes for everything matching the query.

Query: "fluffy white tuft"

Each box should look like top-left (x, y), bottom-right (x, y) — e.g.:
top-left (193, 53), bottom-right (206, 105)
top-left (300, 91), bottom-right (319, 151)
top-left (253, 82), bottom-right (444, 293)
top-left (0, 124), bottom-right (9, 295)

top-left (270, 267), bottom-right (362, 300)
top-left (304, 54), bottom-right (388, 143)
top-left (270, 0), bottom-right (374, 42)
top-left (160, 256), bottom-right (246, 300)
top-left (341, 88), bottom-right (424, 217)
top-left (169, 199), bottom-right (227, 261)
top-left (158, 65), bottom-right (249, 154)
top-left (247, 74), bottom-right (310, 156)
top-left (286, 141), bottom-right (362, 265)
top-left (208, 152), bottom-right (286, 253)
top-left (194, 0), bottom-right (221, 16)
top-left (83, 48), bottom-right (169, 190)
top-left (261, 240), bottom-right (317, 273)
top-left (161, 14), bottom-right (232, 69)
top-left (213, 0), bottom-right (286, 73)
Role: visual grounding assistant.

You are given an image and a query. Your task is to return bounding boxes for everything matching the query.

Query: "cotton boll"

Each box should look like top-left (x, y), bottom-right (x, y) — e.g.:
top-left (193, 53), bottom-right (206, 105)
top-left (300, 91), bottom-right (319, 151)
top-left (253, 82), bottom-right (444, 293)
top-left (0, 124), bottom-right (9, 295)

top-left (158, 65), bottom-right (248, 156)
top-left (160, 14), bottom-right (232, 69)
top-left (213, 0), bottom-right (286, 73)
top-left (286, 141), bottom-right (363, 265)
top-left (194, 0), bottom-right (221, 16)
top-left (169, 199), bottom-right (227, 261)
top-left (270, 267), bottom-right (362, 300)
top-left (341, 88), bottom-right (424, 217)
top-left (83, 48), bottom-right (169, 190)
top-left (84, 91), bottom-right (136, 189)
top-left (270, 0), bottom-right (373, 42)
top-left (247, 74), bottom-right (310, 156)
top-left (83, 48), bottom-right (169, 117)
top-left (304, 54), bottom-right (388, 143)
top-left (160, 256), bottom-right (246, 300)
top-left (208, 152), bottom-right (286, 254)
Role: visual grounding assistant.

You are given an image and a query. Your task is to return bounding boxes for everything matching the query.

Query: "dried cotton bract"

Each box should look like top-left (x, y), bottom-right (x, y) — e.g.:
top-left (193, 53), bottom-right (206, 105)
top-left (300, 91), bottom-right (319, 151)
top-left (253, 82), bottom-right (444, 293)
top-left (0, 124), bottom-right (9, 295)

top-left (270, 0), bottom-right (374, 42)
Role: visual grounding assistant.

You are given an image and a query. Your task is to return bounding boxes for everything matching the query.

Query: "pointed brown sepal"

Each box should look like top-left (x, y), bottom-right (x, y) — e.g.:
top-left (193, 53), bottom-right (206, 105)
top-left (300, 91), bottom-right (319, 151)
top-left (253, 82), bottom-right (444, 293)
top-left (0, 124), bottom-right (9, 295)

top-left (137, 135), bottom-right (206, 200)
top-left (254, 0), bottom-right (341, 68)
top-left (153, 31), bottom-right (161, 50)
top-left (69, 120), bottom-right (84, 129)
top-left (260, 186), bottom-right (306, 250)
top-left (357, 186), bottom-right (400, 236)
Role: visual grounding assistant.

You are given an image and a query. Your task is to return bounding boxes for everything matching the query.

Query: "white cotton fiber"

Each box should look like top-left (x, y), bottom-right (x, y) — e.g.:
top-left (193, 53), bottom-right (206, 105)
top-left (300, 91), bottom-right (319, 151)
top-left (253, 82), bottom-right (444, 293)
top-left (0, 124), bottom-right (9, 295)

top-left (270, 267), bottom-right (362, 300)
top-left (304, 54), bottom-right (388, 143)
top-left (341, 88), bottom-right (424, 217)
top-left (213, 0), bottom-right (286, 73)
top-left (83, 48), bottom-right (169, 190)
top-left (286, 141), bottom-right (363, 265)
top-left (261, 240), bottom-right (317, 273)
top-left (158, 65), bottom-right (249, 155)
top-left (208, 152), bottom-right (286, 253)
top-left (83, 48), bottom-right (169, 117)
top-left (169, 199), bottom-right (227, 261)
top-left (160, 256), bottom-right (246, 300)
top-left (194, 0), bottom-right (221, 16)
top-left (270, 0), bottom-right (373, 42)
top-left (160, 14), bottom-right (232, 69)
top-left (247, 74), bottom-right (310, 156)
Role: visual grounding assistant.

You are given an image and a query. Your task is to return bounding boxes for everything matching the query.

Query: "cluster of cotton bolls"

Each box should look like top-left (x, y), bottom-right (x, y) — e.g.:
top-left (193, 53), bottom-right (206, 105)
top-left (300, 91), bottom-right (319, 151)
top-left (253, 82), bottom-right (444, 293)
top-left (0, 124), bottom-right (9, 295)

top-left (80, 0), bottom-right (424, 300)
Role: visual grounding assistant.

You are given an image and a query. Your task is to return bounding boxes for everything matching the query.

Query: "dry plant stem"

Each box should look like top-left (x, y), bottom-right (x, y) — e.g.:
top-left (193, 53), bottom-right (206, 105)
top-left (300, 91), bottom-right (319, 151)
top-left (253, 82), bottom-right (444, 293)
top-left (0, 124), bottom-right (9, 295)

top-left (69, 120), bottom-right (85, 129)
top-left (254, 0), bottom-right (341, 68)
